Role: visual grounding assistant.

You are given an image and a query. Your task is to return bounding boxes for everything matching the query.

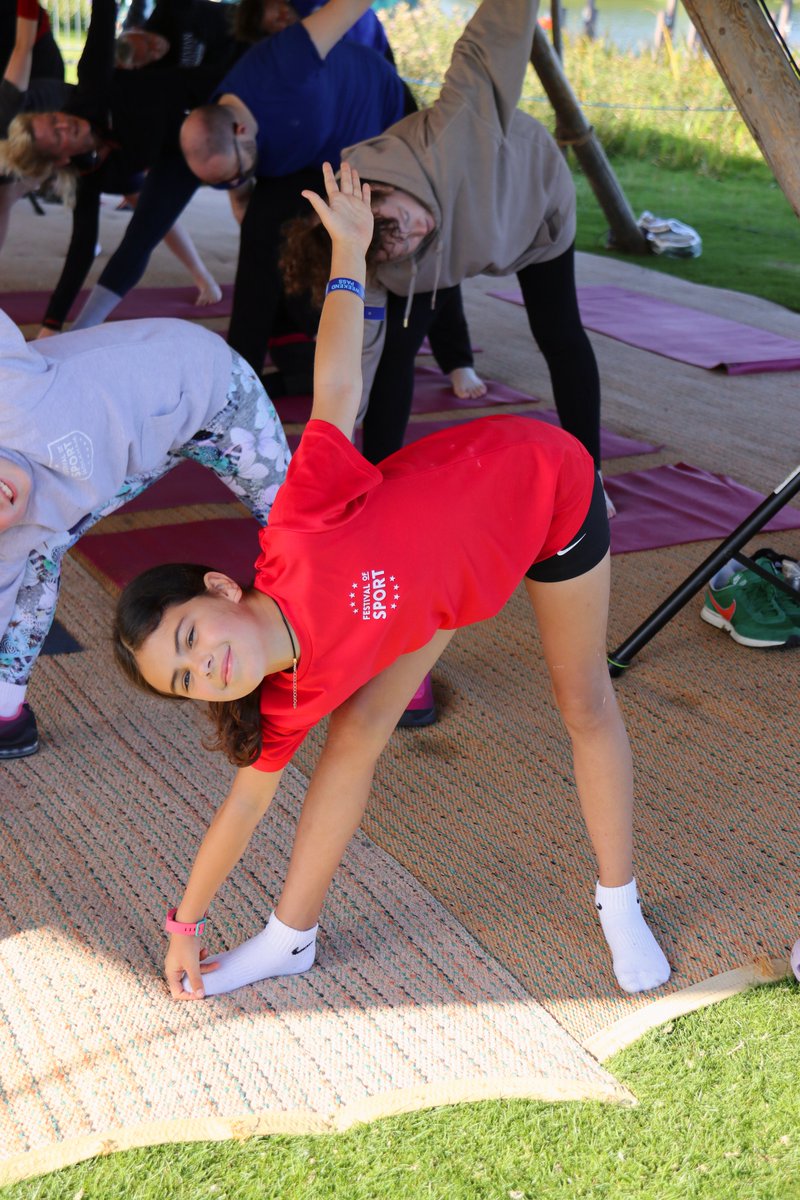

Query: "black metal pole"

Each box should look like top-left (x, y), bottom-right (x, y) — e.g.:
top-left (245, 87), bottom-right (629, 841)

top-left (608, 464), bottom-right (800, 676)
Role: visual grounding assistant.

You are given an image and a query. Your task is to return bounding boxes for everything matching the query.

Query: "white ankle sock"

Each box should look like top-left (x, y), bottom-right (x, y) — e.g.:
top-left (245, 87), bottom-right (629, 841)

top-left (184, 911), bottom-right (317, 998)
top-left (595, 878), bottom-right (671, 994)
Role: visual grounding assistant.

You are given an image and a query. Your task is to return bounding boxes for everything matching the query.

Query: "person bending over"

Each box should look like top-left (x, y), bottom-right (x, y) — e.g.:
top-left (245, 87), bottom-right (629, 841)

top-left (115, 0), bottom-right (239, 71)
top-left (0, 313), bottom-right (289, 760)
top-left (113, 162), bottom-right (670, 1004)
top-left (0, 0), bottom-right (224, 328)
top-left (281, 0), bottom-right (615, 515)
top-left (0, 0), bottom-right (68, 255)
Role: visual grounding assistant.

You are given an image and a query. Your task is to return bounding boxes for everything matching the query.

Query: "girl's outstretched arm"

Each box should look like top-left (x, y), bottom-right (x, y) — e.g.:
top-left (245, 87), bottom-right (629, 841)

top-left (303, 161), bottom-right (374, 440)
top-left (165, 764), bottom-right (283, 999)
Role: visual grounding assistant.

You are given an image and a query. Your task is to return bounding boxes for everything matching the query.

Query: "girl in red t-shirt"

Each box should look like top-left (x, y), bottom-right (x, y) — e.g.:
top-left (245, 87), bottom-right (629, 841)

top-left (114, 163), bottom-right (670, 1003)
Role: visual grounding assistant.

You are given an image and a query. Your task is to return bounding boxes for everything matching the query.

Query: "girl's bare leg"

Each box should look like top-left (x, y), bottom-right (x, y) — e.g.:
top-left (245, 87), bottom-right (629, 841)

top-left (525, 553), bottom-right (670, 992)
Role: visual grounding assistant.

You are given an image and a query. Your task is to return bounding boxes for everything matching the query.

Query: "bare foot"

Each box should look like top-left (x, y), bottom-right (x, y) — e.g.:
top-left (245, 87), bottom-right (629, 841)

top-left (194, 277), bottom-right (223, 306)
top-left (449, 366), bottom-right (487, 400)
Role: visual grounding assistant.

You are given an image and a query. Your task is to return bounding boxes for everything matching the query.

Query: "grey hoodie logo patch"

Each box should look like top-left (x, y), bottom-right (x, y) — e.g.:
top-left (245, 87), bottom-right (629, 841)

top-left (48, 431), bottom-right (94, 480)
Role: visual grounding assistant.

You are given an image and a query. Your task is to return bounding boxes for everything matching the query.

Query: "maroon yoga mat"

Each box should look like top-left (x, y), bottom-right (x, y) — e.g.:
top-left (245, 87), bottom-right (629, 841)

top-left (76, 517), bottom-right (261, 591)
top-left (119, 460), bottom-right (242, 514)
top-left (488, 285), bottom-right (800, 374)
top-left (0, 285), bottom-right (233, 326)
top-left (606, 462), bottom-right (800, 554)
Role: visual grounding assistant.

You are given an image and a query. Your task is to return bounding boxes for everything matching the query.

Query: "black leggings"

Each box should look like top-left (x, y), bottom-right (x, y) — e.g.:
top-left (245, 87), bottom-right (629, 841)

top-left (362, 242), bottom-right (601, 469)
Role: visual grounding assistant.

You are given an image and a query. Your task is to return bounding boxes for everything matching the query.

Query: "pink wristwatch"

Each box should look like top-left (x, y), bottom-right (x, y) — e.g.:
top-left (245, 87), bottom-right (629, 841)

top-left (165, 907), bottom-right (208, 937)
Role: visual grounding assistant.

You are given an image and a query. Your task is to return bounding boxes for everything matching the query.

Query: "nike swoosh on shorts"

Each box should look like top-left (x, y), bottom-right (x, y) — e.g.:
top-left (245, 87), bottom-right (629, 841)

top-left (556, 532), bottom-right (587, 556)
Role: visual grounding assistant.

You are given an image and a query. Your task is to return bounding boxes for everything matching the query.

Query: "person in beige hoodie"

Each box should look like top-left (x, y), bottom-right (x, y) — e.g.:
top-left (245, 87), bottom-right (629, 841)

top-left (282, 0), bottom-right (612, 516)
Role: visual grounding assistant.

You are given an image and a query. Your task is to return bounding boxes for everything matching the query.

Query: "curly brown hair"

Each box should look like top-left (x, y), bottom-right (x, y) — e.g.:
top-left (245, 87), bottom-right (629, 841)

top-left (279, 201), bottom-right (402, 309)
top-left (113, 563), bottom-right (263, 769)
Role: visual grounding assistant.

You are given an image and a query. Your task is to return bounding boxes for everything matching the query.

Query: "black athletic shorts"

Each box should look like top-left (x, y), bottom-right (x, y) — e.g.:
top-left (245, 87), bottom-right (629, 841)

top-left (526, 472), bottom-right (610, 583)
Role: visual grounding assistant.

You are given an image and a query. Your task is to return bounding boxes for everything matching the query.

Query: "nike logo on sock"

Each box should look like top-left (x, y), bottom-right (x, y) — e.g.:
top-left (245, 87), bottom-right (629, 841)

top-left (292, 940), bottom-right (314, 955)
top-left (557, 532), bottom-right (587, 556)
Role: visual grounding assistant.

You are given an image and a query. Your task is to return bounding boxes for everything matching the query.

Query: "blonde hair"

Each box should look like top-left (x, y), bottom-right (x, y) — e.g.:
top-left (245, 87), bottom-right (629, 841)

top-left (2, 114), bottom-right (77, 204)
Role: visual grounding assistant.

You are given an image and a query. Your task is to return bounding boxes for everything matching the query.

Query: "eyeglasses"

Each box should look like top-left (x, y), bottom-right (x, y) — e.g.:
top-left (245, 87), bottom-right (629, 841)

top-left (210, 124), bottom-right (257, 191)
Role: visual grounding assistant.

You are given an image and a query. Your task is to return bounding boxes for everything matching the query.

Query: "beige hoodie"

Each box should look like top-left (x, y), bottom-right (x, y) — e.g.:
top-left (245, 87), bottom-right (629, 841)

top-left (344, 0), bottom-right (575, 395)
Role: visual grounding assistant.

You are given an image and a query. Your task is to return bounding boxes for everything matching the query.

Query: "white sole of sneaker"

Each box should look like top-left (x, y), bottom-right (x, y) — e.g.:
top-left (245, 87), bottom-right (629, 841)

top-left (700, 603), bottom-right (790, 648)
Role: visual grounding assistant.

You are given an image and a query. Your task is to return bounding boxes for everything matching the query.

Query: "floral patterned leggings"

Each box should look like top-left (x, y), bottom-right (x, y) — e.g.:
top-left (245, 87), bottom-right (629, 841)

top-left (0, 351), bottom-right (291, 690)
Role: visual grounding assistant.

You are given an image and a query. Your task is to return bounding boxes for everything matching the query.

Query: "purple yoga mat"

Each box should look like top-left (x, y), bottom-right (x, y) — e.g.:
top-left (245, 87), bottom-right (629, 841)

top-left (606, 462), bottom-right (800, 554)
top-left (489, 285), bottom-right (800, 374)
top-left (0, 285), bottom-right (233, 326)
top-left (274, 365), bottom-right (544, 426)
top-left (401, 412), bottom-right (658, 459)
top-left (409, 364), bottom-right (542, 412)
top-left (286, 411), bottom-right (659, 459)
top-left (418, 337), bottom-right (481, 356)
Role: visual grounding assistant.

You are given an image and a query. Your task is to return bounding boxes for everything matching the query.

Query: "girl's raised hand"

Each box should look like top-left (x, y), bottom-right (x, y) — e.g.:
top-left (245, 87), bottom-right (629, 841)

top-left (301, 161), bottom-right (373, 254)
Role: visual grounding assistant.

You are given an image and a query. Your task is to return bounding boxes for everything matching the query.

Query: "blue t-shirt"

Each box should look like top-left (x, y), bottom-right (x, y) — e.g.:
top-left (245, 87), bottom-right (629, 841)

top-left (214, 24), bottom-right (405, 177)
top-left (291, 0), bottom-right (391, 56)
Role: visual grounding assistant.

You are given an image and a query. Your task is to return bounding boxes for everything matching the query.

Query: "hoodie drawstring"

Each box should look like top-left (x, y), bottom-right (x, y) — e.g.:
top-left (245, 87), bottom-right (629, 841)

top-left (401, 240), bottom-right (443, 329)
top-left (402, 259), bottom-right (418, 329)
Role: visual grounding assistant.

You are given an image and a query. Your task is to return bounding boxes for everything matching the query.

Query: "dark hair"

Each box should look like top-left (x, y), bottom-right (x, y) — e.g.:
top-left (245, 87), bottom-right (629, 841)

top-left (234, 0), bottom-right (267, 42)
top-left (280, 204), bottom-right (401, 309)
top-left (113, 563), bottom-right (262, 768)
top-left (234, 0), bottom-right (298, 44)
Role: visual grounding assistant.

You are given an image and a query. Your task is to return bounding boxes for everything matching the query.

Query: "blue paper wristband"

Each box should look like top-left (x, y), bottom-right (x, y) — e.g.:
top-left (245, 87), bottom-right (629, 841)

top-left (325, 277), bottom-right (384, 320)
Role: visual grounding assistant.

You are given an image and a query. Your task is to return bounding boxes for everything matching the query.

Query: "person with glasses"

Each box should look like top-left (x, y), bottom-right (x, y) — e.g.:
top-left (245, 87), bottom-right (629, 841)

top-left (0, 0), bottom-right (229, 333)
top-left (55, 0), bottom-right (408, 337)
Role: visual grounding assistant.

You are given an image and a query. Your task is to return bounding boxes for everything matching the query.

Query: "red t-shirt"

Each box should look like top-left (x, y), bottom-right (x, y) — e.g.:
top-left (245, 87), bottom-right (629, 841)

top-left (253, 415), bottom-right (594, 770)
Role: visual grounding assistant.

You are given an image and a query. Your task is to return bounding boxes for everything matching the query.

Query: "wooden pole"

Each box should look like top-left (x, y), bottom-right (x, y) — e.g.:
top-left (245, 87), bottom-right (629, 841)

top-left (530, 26), bottom-right (649, 253)
top-left (550, 0), bottom-right (563, 60)
top-left (681, 0), bottom-right (800, 219)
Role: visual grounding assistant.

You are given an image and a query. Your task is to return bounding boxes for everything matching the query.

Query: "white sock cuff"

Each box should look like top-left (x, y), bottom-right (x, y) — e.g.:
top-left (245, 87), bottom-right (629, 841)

top-left (0, 680), bottom-right (26, 718)
top-left (267, 911), bottom-right (318, 951)
top-left (595, 877), bottom-right (639, 913)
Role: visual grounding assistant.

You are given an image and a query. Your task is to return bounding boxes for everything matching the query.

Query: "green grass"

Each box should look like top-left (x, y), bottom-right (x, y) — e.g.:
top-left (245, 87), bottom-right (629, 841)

top-left (385, 1), bottom-right (800, 311)
top-left (571, 153), bottom-right (800, 311)
top-left (3, 979), bottom-right (799, 1199)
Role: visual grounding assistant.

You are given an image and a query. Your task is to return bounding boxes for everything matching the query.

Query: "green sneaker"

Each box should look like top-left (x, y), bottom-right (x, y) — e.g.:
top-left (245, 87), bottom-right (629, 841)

top-left (700, 558), bottom-right (800, 648)
top-left (754, 553), bottom-right (800, 632)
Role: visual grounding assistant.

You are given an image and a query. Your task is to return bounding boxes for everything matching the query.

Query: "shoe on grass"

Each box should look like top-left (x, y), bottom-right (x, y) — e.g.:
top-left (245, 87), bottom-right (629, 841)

top-left (0, 703), bottom-right (39, 759)
top-left (701, 559), bottom-right (800, 648)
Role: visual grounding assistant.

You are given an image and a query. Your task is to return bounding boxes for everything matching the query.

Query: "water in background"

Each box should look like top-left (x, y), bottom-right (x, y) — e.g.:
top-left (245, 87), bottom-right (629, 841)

top-left (379, 0), bottom-right (800, 54)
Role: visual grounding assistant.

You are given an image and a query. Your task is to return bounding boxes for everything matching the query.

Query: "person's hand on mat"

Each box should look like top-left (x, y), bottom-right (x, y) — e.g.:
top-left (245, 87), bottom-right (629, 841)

top-left (165, 936), bottom-right (219, 1001)
top-left (35, 326), bottom-right (58, 339)
top-left (301, 161), bottom-right (373, 254)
